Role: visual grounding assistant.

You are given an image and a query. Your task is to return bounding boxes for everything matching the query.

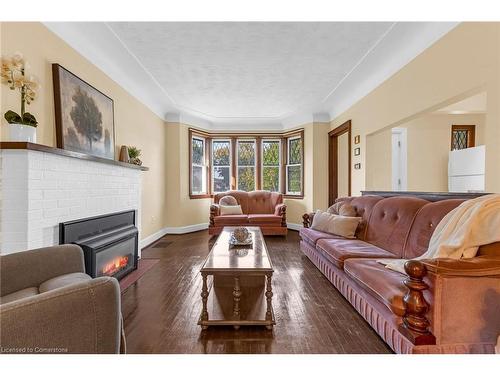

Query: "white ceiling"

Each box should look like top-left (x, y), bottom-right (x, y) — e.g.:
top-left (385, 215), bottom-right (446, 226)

top-left (44, 22), bottom-right (458, 130)
top-left (107, 22), bottom-right (392, 119)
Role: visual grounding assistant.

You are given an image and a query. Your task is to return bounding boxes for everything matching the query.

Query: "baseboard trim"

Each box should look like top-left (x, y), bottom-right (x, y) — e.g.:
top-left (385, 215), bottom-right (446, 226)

top-left (287, 223), bottom-right (302, 231)
top-left (140, 223), bottom-right (209, 249)
top-left (141, 222), bottom-right (300, 248)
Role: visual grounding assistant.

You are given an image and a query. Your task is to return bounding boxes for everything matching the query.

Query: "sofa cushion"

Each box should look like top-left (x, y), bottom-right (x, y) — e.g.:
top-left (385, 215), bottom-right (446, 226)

top-left (365, 196), bottom-right (429, 257)
top-left (220, 205), bottom-right (243, 215)
top-left (219, 195), bottom-right (238, 206)
top-left (337, 195), bottom-right (384, 240)
top-left (213, 214), bottom-right (249, 225)
top-left (317, 239), bottom-right (398, 269)
top-left (403, 199), bottom-right (465, 259)
top-left (311, 211), bottom-right (362, 238)
top-left (214, 191), bottom-right (251, 214)
top-left (39, 272), bottom-right (92, 293)
top-left (248, 214), bottom-right (282, 225)
top-left (344, 258), bottom-right (407, 316)
top-left (0, 287), bottom-right (39, 304)
top-left (299, 228), bottom-right (342, 246)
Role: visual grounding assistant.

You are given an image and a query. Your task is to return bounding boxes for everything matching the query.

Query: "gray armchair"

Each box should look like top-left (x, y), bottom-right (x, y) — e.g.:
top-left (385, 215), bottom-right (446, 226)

top-left (0, 244), bottom-right (125, 353)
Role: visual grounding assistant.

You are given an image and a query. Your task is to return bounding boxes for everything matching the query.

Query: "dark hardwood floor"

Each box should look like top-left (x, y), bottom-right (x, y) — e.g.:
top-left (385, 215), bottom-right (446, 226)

top-left (121, 230), bottom-right (392, 354)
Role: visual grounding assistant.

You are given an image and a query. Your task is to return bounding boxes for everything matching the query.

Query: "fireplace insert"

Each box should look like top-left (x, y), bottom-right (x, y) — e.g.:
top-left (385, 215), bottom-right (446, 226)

top-left (60, 210), bottom-right (138, 280)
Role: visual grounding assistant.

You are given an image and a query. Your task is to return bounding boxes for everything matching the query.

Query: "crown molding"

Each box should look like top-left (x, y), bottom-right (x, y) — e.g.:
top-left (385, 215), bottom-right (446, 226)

top-left (44, 22), bottom-right (458, 131)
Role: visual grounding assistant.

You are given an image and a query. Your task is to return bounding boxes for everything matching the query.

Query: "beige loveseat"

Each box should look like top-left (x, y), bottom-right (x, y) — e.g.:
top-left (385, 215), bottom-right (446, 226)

top-left (0, 244), bottom-right (124, 354)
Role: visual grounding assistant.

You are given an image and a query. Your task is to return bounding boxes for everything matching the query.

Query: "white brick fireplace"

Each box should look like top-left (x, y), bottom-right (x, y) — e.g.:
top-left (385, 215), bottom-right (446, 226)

top-left (0, 147), bottom-right (142, 254)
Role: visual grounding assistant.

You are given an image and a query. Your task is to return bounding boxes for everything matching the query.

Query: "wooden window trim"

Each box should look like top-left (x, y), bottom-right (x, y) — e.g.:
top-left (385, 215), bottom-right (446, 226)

top-left (451, 125), bottom-right (476, 150)
top-left (189, 128), bottom-right (304, 199)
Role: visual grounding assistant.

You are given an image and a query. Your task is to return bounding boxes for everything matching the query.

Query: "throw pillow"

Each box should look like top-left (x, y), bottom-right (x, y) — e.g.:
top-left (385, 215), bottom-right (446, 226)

top-left (311, 210), bottom-right (362, 239)
top-left (219, 196), bottom-right (238, 206)
top-left (220, 205), bottom-right (243, 215)
top-left (339, 203), bottom-right (357, 217)
top-left (327, 201), bottom-right (343, 215)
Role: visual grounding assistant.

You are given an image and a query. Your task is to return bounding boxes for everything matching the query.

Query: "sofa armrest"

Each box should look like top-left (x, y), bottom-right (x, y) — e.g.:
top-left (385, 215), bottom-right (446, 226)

top-left (400, 258), bottom-right (500, 347)
top-left (302, 212), bottom-right (315, 228)
top-left (209, 204), bottom-right (220, 226)
top-left (1, 245), bottom-right (85, 297)
top-left (421, 256), bottom-right (500, 277)
top-left (274, 204), bottom-right (287, 227)
top-left (0, 277), bottom-right (122, 353)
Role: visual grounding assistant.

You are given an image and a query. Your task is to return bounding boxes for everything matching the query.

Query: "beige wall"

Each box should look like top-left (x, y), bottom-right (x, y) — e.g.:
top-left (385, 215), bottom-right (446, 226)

top-left (1, 22), bottom-right (169, 239)
top-left (365, 129), bottom-right (392, 190)
top-left (404, 113), bottom-right (486, 191)
top-left (330, 23), bottom-right (500, 195)
top-left (366, 113), bottom-right (486, 192)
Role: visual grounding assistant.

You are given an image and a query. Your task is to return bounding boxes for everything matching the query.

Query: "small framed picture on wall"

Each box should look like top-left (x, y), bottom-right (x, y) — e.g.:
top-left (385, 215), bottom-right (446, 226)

top-left (354, 163), bottom-right (361, 170)
top-left (354, 135), bottom-right (360, 144)
top-left (354, 147), bottom-right (360, 156)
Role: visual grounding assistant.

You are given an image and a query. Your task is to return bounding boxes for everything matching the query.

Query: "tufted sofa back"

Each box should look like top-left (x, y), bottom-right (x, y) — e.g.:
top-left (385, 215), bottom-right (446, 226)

top-left (403, 199), bottom-right (465, 258)
top-left (364, 196), bottom-right (429, 257)
top-left (334, 194), bottom-right (499, 259)
top-left (214, 190), bottom-right (283, 214)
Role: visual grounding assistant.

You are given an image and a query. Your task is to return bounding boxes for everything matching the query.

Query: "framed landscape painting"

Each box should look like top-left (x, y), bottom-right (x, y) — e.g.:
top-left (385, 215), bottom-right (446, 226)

top-left (52, 64), bottom-right (115, 159)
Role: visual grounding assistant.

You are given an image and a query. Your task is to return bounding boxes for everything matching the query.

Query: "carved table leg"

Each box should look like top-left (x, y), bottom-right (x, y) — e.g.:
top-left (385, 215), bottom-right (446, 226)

top-left (265, 273), bottom-right (274, 330)
top-left (200, 273), bottom-right (209, 330)
top-left (233, 276), bottom-right (241, 329)
top-left (398, 260), bottom-right (436, 345)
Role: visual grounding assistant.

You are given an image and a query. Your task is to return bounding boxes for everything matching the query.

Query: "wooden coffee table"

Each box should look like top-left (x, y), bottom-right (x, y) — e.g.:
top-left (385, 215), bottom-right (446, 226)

top-left (198, 226), bottom-right (275, 330)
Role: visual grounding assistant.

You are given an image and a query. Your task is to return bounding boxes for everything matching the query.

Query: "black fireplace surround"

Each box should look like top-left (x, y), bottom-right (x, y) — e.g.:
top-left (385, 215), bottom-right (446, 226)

top-left (60, 210), bottom-right (138, 280)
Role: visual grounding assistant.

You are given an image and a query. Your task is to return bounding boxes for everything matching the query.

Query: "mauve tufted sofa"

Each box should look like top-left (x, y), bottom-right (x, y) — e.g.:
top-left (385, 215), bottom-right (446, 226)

top-left (301, 195), bottom-right (500, 354)
top-left (209, 190), bottom-right (287, 236)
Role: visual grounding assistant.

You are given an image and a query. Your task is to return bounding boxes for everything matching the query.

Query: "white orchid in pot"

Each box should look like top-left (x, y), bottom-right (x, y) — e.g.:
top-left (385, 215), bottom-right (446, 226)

top-left (1, 53), bottom-right (40, 142)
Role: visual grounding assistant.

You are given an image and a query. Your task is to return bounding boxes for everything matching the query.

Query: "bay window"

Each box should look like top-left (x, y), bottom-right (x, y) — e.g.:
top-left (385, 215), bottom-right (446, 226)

top-left (237, 140), bottom-right (256, 191)
top-left (212, 139), bottom-right (231, 193)
top-left (262, 139), bottom-right (280, 192)
top-left (286, 136), bottom-right (303, 195)
top-left (189, 128), bottom-right (303, 198)
top-left (190, 136), bottom-right (207, 196)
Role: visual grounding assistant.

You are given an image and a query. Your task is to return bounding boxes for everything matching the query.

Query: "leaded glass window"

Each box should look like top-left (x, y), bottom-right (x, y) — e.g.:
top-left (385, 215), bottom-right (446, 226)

top-left (212, 140), bottom-right (231, 193)
top-left (191, 136), bottom-right (206, 194)
top-left (452, 130), bottom-right (469, 150)
top-left (286, 136), bottom-right (302, 194)
top-left (237, 140), bottom-right (256, 191)
top-left (262, 140), bottom-right (280, 192)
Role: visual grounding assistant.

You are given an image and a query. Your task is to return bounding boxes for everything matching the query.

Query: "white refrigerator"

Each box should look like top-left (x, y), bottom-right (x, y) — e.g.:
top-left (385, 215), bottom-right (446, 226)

top-left (448, 145), bottom-right (485, 193)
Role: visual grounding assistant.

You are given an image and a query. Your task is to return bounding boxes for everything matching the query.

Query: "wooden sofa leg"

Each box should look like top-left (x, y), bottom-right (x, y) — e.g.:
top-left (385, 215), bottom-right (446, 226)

top-left (398, 260), bottom-right (436, 345)
top-left (302, 214), bottom-right (310, 228)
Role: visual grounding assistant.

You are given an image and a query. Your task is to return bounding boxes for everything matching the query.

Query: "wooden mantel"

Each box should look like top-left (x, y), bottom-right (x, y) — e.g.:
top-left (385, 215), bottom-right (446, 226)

top-left (0, 142), bottom-right (149, 171)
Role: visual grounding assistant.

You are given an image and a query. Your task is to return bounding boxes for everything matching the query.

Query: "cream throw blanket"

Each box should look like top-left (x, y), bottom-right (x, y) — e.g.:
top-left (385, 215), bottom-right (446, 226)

top-left (379, 194), bottom-right (500, 274)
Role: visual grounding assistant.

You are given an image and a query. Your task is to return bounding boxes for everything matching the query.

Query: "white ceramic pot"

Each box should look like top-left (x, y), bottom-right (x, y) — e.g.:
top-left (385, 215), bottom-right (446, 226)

top-left (9, 124), bottom-right (37, 143)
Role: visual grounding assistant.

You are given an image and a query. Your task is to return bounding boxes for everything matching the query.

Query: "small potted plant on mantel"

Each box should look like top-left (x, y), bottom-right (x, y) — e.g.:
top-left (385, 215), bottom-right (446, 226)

top-left (128, 146), bottom-right (143, 166)
top-left (1, 53), bottom-right (39, 142)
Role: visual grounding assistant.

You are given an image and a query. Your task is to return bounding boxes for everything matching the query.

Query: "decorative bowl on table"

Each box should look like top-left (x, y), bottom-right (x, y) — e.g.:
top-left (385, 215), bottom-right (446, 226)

top-left (229, 227), bottom-right (252, 246)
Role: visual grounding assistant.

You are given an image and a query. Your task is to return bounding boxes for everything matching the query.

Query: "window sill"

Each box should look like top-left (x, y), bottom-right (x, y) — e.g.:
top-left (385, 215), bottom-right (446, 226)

top-left (283, 194), bottom-right (304, 199)
top-left (189, 194), bottom-right (212, 199)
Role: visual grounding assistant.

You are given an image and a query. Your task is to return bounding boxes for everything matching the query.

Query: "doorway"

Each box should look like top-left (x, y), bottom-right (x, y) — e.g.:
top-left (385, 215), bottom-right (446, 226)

top-left (329, 120), bottom-right (351, 206)
top-left (391, 128), bottom-right (407, 191)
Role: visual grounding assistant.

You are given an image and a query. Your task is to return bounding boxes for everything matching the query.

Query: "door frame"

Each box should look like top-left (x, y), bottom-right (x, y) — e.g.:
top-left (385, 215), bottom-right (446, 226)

top-left (328, 120), bottom-right (352, 206)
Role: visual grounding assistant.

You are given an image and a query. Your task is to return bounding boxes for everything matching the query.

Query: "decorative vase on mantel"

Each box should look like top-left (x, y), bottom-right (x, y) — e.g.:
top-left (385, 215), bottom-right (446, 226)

top-left (9, 123), bottom-right (36, 142)
top-left (1, 53), bottom-right (39, 143)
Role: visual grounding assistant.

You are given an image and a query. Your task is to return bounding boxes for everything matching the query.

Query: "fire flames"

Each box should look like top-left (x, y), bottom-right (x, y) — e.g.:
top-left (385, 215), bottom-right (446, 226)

top-left (102, 256), bottom-right (129, 276)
